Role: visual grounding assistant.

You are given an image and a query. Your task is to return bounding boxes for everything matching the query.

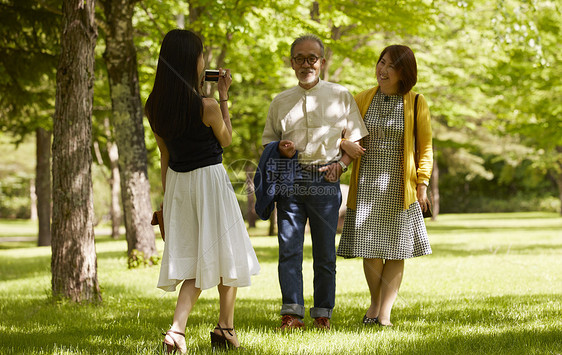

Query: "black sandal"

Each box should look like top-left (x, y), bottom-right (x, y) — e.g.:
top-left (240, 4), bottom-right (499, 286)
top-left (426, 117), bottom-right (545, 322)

top-left (210, 323), bottom-right (243, 350)
top-left (362, 314), bottom-right (379, 325)
top-left (162, 329), bottom-right (186, 354)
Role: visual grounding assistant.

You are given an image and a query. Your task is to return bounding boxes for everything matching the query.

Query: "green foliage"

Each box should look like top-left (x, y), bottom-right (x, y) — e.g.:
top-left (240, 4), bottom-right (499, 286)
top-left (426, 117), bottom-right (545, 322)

top-left (0, 133), bottom-right (35, 218)
top-left (1, 214), bottom-right (561, 353)
top-left (0, 0), bottom-right (60, 139)
top-left (127, 248), bottom-right (161, 269)
top-left (1, 0), bottom-right (561, 218)
top-left (487, 0), bottom-right (562, 173)
top-left (0, 175), bottom-right (31, 218)
top-left (438, 151), bottom-right (558, 213)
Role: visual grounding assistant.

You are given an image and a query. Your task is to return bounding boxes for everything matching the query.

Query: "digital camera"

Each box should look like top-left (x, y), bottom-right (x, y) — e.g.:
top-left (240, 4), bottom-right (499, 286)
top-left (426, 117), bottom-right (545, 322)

top-left (204, 69), bottom-right (220, 82)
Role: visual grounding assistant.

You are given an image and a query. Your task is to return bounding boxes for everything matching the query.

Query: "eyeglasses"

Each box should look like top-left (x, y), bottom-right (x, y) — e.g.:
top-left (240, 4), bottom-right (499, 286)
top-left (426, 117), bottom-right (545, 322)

top-left (292, 56), bottom-right (322, 65)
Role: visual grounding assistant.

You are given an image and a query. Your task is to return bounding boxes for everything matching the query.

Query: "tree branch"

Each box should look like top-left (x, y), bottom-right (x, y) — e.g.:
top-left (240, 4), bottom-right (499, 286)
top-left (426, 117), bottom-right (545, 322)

top-left (138, 1), bottom-right (165, 38)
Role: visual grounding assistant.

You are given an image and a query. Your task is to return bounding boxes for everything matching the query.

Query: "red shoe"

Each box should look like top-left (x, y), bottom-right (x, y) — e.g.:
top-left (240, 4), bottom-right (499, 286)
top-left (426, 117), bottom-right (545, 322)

top-left (313, 317), bottom-right (331, 330)
top-left (278, 315), bottom-right (304, 330)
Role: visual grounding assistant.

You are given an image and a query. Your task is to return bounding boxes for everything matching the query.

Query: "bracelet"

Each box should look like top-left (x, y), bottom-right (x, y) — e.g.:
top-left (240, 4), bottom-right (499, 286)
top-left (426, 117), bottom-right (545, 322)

top-left (219, 93), bottom-right (229, 102)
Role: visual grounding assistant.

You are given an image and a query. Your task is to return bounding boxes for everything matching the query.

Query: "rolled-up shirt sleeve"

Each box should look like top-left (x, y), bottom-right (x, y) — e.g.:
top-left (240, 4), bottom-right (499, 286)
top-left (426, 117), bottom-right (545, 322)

top-left (262, 99), bottom-right (281, 146)
top-left (344, 97), bottom-right (368, 142)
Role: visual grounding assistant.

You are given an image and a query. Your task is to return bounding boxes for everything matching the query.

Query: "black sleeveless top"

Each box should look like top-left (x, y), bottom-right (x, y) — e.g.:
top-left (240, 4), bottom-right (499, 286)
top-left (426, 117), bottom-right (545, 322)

top-left (165, 117), bottom-right (223, 173)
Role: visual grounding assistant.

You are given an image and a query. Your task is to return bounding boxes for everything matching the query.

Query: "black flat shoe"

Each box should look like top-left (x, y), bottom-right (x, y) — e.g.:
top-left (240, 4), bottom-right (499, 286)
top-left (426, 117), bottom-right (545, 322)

top-left (362, 314), bottom-right (378, 325)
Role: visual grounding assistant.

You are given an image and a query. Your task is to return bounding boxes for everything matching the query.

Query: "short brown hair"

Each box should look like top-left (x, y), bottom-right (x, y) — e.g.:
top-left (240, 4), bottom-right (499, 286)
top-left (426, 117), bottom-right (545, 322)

top-left (377, 45), bottom-right (417, 95)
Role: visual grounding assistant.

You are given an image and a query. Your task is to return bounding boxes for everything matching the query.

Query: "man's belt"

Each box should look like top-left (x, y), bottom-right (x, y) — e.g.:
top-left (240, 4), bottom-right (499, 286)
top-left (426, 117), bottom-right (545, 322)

top-left (299, 161), bottom-right (337, 172)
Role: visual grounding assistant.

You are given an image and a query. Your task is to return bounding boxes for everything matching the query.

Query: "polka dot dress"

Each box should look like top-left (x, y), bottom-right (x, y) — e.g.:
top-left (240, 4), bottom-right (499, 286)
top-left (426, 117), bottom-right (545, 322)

top-left (337, 91), bottom-right (432, 260)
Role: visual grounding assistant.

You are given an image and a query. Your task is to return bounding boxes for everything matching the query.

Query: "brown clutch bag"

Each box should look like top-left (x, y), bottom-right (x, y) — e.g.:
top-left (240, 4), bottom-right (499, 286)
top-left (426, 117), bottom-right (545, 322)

top-left (151, 210), bottom-right (165, 241)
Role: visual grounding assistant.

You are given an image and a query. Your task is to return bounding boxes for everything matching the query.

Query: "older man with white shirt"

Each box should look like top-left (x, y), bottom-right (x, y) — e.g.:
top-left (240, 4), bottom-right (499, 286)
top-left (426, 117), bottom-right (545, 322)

top-left (262, 34), bottom-right (368, 330)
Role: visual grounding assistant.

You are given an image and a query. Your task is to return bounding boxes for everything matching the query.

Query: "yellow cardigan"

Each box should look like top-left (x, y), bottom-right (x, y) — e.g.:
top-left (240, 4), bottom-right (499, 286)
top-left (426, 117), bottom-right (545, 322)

top-left (347, 86), bottom-right (433, 210)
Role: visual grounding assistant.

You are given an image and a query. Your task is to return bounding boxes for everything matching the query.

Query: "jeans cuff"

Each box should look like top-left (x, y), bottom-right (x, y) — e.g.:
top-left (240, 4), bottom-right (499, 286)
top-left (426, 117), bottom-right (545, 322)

top-left (280, 304), bottom-right (305, 318)
top-left (310, 307), bottom-right (332, 319)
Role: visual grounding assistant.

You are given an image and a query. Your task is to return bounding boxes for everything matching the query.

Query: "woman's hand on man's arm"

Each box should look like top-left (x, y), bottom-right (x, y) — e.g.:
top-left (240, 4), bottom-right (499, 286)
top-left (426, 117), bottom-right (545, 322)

top-left (341, 139), bottom-right (365, 159)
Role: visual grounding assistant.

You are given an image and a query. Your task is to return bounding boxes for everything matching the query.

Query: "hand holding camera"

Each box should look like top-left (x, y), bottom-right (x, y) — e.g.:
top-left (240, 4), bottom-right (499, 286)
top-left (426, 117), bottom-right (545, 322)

top-left (206, 68), bottom-right (232, 102)
top-left (205, 69), bottom-right (232, 82)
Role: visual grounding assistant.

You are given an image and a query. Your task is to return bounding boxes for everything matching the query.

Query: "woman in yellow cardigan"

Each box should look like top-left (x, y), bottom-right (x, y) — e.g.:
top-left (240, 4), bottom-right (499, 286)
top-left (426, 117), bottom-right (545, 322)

top-left (338, 45), bottom-right (432, 327)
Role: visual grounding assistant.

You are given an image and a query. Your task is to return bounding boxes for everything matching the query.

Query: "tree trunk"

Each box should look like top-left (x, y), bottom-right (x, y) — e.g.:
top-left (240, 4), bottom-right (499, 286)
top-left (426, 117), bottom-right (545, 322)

top-left (554, 146), bottom-right (562, 216)
top-left (30, 180), bottom-right (37, 221)
top-left (268, 207), bottom-right (277, 236)
top-left (431, 146), bottom-right (440, 220)
top-left (93, 119), bottom-right (122, 239)
top-left (51, 0), bottom-right (100, 302)
top-left (245, 164), bottom-right (257, 228)
top-left (556, 171), bottom-right (562, 216)
top-left (108, 137), bottom-right (122, 239)
top-left (36, 127), bottom-right (52, 246)
top-left (101, 0), bottom-right (157, 259)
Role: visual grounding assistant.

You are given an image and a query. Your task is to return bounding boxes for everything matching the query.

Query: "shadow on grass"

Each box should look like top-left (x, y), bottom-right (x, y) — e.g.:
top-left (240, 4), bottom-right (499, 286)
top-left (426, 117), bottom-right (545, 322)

top-left (1, 214), bottom-right (560, 354)
top-left (0, 240), bottom-right (37, 250)
top-left (0, 296), bottom-right (169, 354)
top-left (0, 253), bottom-right (50, 281)
top-left (1, 291), bottom-right (560, 354)
top-left (0, 290), bottom-right (277, 354)
top-left (0, 247), bottom-right (128, 282)
top-left (332, 291), bottom-right (561, 354)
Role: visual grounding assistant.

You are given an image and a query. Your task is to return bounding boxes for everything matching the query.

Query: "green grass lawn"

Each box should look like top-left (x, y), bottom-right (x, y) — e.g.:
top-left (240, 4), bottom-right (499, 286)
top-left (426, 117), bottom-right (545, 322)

top-left (0, 212), bottom-right (561, 354)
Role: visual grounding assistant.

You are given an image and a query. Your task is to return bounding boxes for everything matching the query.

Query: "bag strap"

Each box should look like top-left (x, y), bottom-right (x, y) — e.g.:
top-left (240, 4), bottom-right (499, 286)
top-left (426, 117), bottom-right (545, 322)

top-left (413, 94), bottom-right (420, 166)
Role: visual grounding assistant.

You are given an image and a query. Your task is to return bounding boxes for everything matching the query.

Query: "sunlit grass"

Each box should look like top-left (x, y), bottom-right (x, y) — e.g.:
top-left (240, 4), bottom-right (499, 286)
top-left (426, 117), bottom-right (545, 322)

top-left (0, 212), bottom-right (561, 354)
top-left (0, 218), bottom-right (37, 234)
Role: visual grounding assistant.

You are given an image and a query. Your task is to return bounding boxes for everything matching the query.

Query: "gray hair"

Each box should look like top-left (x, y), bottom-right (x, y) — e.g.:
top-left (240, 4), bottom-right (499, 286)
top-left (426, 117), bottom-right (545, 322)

top-left (290, 34), bottom-right (325, 57)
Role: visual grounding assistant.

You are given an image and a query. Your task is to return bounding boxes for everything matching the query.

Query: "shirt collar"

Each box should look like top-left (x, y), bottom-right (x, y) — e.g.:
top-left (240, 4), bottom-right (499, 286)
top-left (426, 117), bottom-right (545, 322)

top-left (297, 78), bottom-right (324, 94)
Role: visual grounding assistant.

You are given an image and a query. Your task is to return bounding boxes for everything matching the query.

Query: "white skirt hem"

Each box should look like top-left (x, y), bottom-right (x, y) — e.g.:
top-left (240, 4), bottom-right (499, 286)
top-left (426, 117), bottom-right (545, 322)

top-left (157, 163), bottom-right (260, 292)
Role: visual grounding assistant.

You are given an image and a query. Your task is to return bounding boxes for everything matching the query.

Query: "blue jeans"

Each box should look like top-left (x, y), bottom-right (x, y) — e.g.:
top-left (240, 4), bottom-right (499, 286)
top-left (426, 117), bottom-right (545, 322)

top-left (276, 170), bottom-right (341, 319)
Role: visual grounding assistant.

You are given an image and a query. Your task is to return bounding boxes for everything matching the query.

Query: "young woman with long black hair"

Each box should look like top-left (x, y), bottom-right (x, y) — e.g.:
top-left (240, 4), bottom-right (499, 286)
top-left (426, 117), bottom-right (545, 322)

top-left (145, 29), bottom-right (260, 353)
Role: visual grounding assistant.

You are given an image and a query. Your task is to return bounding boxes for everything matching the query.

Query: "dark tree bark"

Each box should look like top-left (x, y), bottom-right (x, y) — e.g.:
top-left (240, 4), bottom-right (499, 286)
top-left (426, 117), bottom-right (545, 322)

top-left (269, 207), bottom-right (277, 236)
top-left (93, 119), bottom-right (122, 239)
top-left (245, 164), bottom-right (257, 228)
top-left (51, 0), bottom-right (100, 302)
top-left (556, 170), bottom-right (562, 216)
top-left (36, 127), bottom-right (52, 246)
top-left (108, 136), bottom-right (122, 239)
top-left (100, 0), bottom-right (156, 259)
top-left (556, 171), bottom-right (562, 216)
top-left (30, 180), bottom-right (37, 221)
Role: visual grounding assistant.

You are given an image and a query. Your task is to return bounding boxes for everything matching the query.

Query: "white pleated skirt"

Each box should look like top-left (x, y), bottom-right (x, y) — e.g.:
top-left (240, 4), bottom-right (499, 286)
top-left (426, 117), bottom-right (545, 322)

top-left (157, 163), bottom-right (260, 292)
